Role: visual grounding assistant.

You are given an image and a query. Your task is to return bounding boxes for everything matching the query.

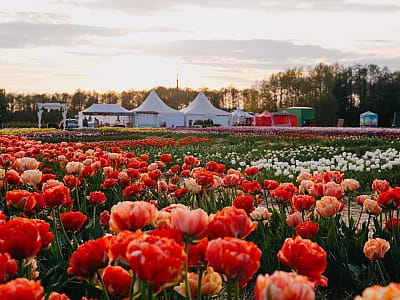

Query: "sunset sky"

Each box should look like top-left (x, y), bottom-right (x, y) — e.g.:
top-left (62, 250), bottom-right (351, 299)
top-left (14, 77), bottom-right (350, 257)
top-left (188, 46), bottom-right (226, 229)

top-left (1, 0), bottom-right (399, 93)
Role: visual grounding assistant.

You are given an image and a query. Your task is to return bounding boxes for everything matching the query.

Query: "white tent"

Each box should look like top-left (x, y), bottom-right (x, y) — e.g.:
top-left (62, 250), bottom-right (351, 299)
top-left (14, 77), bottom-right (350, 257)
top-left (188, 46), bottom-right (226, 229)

top-left (78, 104), bottom-right (133, 128)
top-left (37, 103), bottom-right (67, 129)
top-left (131, 90), bottom-right (184, 127)
top-left (180, 92), bottom-right (230, 126)
top-left (229, 108), bottom-right (254, 126)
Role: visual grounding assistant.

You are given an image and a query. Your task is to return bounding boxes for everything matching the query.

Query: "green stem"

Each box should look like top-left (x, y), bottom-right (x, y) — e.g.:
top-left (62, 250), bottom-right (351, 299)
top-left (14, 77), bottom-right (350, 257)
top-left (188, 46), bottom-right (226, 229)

top-left (96, 270), bottom-right (111, 300)
top-left (93, 205), bottom-right (97, 231)
top-left (75, 182), bottom-right (80, 211)
top-left (197, 268), bottom-right (203, 300)
top-left (226, 280), bottom-right (232, 300)
top-left (365, 214), bottom-right (371, 243)
top-left (128, 272), bottom-right (136, 300)
top-left (17, 259), bottom-right (32, 279)
top-left (347, 195), bottom-right (351, 227)
top-left (59, 215), bottom-right (75, 252)
top-left (354, 206), bottom-right (364, 231)
top-left (376, 259), bottom-right (389, 286)
top-left (147, 282), bottom-right (153, 300)
top-left (234, 280), bottom-right (239, 300)
top-left (51, 208), bottom-right (63, 259)
top-left (184, 240), bottom-right (193, 300)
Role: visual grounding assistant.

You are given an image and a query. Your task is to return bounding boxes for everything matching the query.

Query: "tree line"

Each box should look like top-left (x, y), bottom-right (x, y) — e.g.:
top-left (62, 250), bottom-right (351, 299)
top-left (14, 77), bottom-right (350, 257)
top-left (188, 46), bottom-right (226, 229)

top-left (1, 62), bottom-right (400, 127)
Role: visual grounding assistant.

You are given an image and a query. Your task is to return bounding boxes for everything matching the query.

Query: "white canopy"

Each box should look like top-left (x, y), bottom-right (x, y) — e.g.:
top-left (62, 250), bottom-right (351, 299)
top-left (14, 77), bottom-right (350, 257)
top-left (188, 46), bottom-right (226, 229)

top-left (229, 108), bottom-right (254, 126)
top-left (79, 104), bottom-right (133, 127)
top-left (131, 90), bottom-right (184, 127)
top-left (81, 104), bottom-right (132, 116)
top-left (37, 103), bottom-right (67, 129)
top-left (180, 92), bottom-right (230, 126)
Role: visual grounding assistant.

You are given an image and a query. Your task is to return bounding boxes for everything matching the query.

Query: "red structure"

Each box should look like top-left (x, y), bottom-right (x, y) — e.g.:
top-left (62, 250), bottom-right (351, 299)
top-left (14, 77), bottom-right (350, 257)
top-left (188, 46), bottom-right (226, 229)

top-left (251, 111), bottom-right (297, 127)
top-left (252, 110), bottom-right (273, 126)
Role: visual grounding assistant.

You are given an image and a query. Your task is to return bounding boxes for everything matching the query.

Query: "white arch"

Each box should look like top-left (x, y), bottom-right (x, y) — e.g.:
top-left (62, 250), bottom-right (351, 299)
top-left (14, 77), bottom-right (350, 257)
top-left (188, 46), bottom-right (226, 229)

top-left (37, 103), bottom-right (67, 129)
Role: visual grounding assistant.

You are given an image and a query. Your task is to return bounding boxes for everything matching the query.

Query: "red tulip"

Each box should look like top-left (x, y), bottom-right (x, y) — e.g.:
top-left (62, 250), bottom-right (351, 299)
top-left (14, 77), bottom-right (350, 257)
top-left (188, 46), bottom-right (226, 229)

top-left (0, 218), bottom-right (43, 260)
top-left (206, 237), bottom-right (261, 287)
top-left (295, 221), bottom-right (319, 239)
top-left (0, 253), bottom-right (17, 283)
top-left (277, 236), bottom-right (328, 286)
top-left (5, 190), bottom-right (36, 215)
top-left (102, 266), bottom-right (132, 297)
top-left (159, 154), bottom-right (172, 163)
top-left (88, 191), bottom-right (107, 205)
top-left (126, 233), bottom-right (186, 292)
top-left (233, 195), bottom-right (255, 214)
top-left (68, 236), bottom-right (111, 280)
top-left (207, 206), bottom-right (257, 239)
top-left (0, 278), bottom-right (44, 300)
top-left (292, 195), bottom-right (315, 211)
top-left (60, 211), bottom-right (87, 232)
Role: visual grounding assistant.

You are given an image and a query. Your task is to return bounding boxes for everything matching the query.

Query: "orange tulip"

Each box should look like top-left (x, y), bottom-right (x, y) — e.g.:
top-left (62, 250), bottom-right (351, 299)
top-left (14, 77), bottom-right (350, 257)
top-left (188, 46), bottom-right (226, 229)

top-left (363, 199), bottom-right (382, 215)
top-left (355, 282), bottom-right (400, 300)
top-left (48, 292), bottom-right (71, 300)
top-left (255, 271), bottom-right (315, 300)
top-left (174, 267), bottom-right (222, 298)
top-left (48, 292), bottom-right (70, 300)
top-left (363, 238), bottom-right (390, 260)
top-left (315, 196), bottom-right (340, 218)
top-left (109, 201), bottom-right (158, 233)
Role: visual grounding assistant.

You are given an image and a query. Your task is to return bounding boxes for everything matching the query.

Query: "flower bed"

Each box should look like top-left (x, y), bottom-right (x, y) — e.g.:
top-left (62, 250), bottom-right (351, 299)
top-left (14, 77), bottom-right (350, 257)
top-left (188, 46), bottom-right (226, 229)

top-left (0, 131), bottom-right (399, 299)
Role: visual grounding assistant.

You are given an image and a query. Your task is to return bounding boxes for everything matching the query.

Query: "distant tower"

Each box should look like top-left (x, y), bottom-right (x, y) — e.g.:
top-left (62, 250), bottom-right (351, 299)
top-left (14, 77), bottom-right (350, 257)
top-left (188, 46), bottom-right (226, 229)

top-left (175, 69), bottom-right (179, 109)
top-left (176, 69), bottom-right (179, 91)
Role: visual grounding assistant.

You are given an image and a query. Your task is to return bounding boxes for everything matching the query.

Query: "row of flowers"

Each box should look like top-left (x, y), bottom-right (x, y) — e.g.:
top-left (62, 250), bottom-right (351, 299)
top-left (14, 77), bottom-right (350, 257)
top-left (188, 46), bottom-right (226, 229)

top-left (0, 134), bottom-right (400, 299)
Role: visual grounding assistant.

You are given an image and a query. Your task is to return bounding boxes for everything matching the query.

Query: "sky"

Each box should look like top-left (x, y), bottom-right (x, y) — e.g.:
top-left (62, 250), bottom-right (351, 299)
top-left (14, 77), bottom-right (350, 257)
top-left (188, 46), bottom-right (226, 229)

top-left (1, 0), bottom-right (400, 94)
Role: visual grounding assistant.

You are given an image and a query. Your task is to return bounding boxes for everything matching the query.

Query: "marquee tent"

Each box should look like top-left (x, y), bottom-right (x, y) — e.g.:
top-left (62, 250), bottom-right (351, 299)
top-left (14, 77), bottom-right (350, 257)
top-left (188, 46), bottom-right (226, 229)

top-left (251, 110), bottom-right (274, 126)
top-left (78, 104), bottom-right (133, 127)
top-left (272, 113), bottom-right (297, 127)
top-left (180, 92), bottom-right (230, 126)
top-left (37, 103), bottom-right (67, 129)
top-left (131, 90), bottom-right (184, 127)
top-left (229, 108), bottom-right (254, 126)
top-left (251, 111), bottom-right (297, 127)
top-left (360, 111), bottom-right (378, 127)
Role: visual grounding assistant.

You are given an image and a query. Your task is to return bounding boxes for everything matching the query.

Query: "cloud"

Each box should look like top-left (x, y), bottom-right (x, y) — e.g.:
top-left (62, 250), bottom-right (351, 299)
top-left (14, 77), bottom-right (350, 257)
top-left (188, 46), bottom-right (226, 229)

top-left (139, 39), bottom-right (349, 69)
top-left (0, 21), bottom-right (127, 48)
top-left (75, 0), bottom-right (400, 14)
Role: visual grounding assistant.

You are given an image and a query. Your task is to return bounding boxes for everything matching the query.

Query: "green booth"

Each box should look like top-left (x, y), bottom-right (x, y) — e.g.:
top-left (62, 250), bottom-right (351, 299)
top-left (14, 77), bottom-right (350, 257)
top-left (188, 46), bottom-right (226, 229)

top-left (277, 107), bottom-right (315, 127)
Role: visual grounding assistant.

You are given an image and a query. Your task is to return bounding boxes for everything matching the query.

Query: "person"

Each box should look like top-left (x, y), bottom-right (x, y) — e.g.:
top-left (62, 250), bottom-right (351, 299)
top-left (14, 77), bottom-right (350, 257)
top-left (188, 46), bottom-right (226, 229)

top-left (94, 117), bottom-right (99, 128)
top-left (83, 116), bottom-right (88, 127)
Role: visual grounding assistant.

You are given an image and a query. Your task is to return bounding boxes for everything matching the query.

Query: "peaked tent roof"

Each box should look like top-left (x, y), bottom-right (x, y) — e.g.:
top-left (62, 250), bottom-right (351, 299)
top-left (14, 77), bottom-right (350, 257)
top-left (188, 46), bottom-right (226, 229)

top-left (180, 92), bottom-right (230, 116)
top-left (82, 104), bottom-right (132, 115)
top-left (132, 90), bottom-right (183, 115)
top-left (258, 110), bottom-right (272, 117)
top-left (360, 110), bottom-right (377, 116)
top-left (231, 108), bottom-right (254, 118)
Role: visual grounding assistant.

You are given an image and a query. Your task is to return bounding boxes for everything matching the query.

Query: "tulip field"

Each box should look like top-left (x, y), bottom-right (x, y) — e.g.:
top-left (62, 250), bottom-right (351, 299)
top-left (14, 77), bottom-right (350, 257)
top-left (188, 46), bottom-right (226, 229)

top-left (1, 126), bottom-right (400, 299)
